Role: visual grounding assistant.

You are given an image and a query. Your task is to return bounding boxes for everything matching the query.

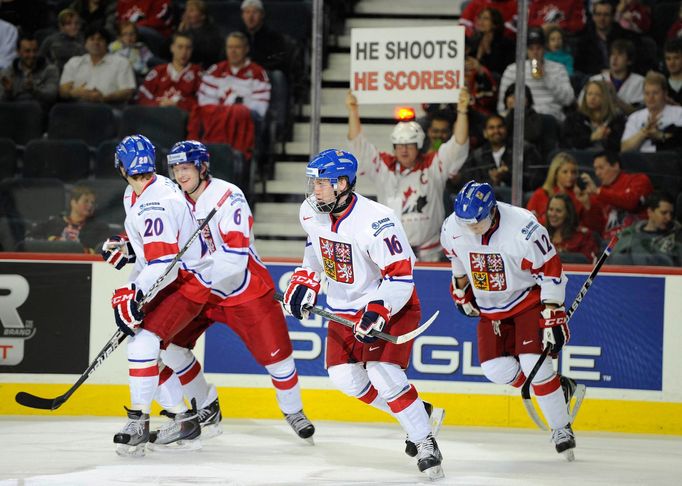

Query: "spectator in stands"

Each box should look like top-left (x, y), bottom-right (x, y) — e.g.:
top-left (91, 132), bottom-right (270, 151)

top-left (138, 32), bottom-right (201, 112)
top-left (498, 27), bottom-right (574, 122)
top-left (464, 49), bottom-right (498, 116)
top-left (59, 25), bottom-right (135, 105)
top-left (26, 184), bottom-right (109, 254)
top-left (117, 0), bottom-right (172, 38)
top-left (177, 0), bottom-right (224, 69)
top-left (581, 39), bottom-right (643, 115)
top-left (528, 0), bottom-right (586, 35)
top-left (459, 0), bottom-right (518, 39)
top-left (346, 88), bottom-right (470, 261)
top-left (575, 0), bottom-right (629, 76)
top-left (0, 18), bottom-right (17, 69)
top-left (615, 0), bottom-right (651, 35)
top-left (612, 191), bottom-right (682, 266)
top-left (424, 112), bottom-right (452, 153)
top-left (668, 4), bottom-right (682, 40)
top-left (527, 151), bottom-right (601, 230)
top-left (239, 0), bottom-right (290, 75)
top-left (468, 7), bottom-right (514, 76)
top-left (562, 80), bottom-right (626, 151)
top-left (39, 8), bottom-right (85, 73)
top-left (545, 194), bottom-right (598, 262)
top-left (544, 26), bottom-right (573, 75)
top-left (621, 71), bottom-right (682, 153)
top-left (109, 21), bottom-right (153, 81)
top-left (198, 31), bottom-right (270, 122)
top-left (0, 33), bottom-right (59, 110)
top-left (664, 39), bottom-right (682, 105)
top-left (69, 0), bottom-right (117, 37)
top-left (462, 114), bottom-right (542, 193)
top-left (578, 150), bottom-right (653, 240)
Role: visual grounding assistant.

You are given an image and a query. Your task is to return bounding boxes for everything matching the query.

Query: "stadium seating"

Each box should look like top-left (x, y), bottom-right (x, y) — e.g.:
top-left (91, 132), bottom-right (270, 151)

top-left (94, 140), bottom-right (118, 178)
top-left (23, 139), bottom-right (91, 183)
top-left (620, 151), bottom-right (682, 197)
top-left (119, 106), bottom-right (188, 150)
top-left (0, 138), bottom-right (17, 180)
top-left (75, 178), bottom-right (127, 230)
top-left (47, 103), bottom-right (117, 147)
top-left (207, 143), bottom-right (246, 189)
top-left (0, 101), bottom-right (43, 146)
top-left (15, 239), bottom-right (85, 253)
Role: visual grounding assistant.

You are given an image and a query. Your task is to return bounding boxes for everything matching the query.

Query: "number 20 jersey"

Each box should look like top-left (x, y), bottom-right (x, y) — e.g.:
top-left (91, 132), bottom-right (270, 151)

top-left (440, 202), bottom-right (567, 320)
top-left (300, 193), bottom-right (417, 316)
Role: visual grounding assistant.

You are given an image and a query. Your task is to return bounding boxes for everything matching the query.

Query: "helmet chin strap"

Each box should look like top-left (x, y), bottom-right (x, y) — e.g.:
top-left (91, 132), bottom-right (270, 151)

top-left (183, 165), bottom-right (209, 196)
top-left (328, 183), bottom-right (355, 215)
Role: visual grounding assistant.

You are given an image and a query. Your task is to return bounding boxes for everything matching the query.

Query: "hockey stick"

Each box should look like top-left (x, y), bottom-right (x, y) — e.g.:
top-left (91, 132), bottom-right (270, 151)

top-left (521, 235), bottom-right (619, 430)
top-left (15, 189), bottom-right (233, 411)
top-left (273, 292), bottom-right (438, 344)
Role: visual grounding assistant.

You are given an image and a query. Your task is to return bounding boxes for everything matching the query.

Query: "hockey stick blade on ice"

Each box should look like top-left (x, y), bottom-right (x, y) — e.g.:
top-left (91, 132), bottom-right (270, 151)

top-left (15, 189), bottom-right (233, 411)
top-left (521, 235), bottom-right (618, 430)
top-left (273, 292), bottom-right (438, 344)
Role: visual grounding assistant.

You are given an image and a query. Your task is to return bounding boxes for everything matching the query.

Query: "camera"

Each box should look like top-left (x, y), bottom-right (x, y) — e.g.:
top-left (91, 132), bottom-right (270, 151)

top-left (576, 176), bottom-right (587, 191)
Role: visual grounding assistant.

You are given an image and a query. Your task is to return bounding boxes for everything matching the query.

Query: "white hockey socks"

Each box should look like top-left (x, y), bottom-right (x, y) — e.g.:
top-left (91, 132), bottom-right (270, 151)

top-left (327, 363), bottom-right (392, 414)
top-left (520, 353), bottom-right (571, 429)
top-left (127, 329), bottom-right (161, 413)
top-left (265, 355), bottom-right (302, 415)
top-left (155, 366), bottom-right (188, 414)
top-left (161, 344), bottom-right (210, 406)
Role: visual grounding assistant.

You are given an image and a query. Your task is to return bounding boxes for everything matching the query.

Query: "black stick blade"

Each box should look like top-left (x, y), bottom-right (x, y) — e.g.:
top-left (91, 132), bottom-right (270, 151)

top-left (15, 391), bottom-right (62, 410)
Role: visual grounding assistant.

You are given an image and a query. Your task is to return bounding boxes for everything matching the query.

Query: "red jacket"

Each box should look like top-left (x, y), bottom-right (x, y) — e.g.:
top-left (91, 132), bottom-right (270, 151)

top-left (460, 0), bottom-right (518, 38)
top-left (526, 186), bottom-right (603, 232)
top-left (117, 0), bottom-right (173, 37)
top-left (187, 104), bottom-right (255, 159)
top-left (138, 64), bottom-right (202, 113)
top-left (528, 0), bottom-right (586, 34)
top-left (590, 171), bottom-right (653, 240)
top-left (553, 226), bottom-right (598, 261)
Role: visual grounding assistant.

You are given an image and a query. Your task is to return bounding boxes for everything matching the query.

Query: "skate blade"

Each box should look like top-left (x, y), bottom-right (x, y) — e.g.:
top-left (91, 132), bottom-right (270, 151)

top-left (569, 384), bottom-right (587, 424)
top-left (115, 443), bottom-right (147, 457)
top-left (430, 407), bottom-right (446, 437)
top-left (302, 436), bottom-right (315, 445)
top-left (562, 449), bottom-right (575, 462)
top-left (146, 438), bottom-right (202, 452)
top-left (424, 464), bottom-right (445, 481)
top-left (200, 424), bottom-right (223, 440)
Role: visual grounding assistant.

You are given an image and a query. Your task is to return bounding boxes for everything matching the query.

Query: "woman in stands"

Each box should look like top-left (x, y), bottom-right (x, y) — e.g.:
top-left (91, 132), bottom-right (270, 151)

top-left (526, 152), bottom-right (602, 231)
top-left (469, 7), bottom-right (514, 77)
top-left (561, 80), bottom-right (626, 151)
top-left (545, 194), bottom-right (599, 262)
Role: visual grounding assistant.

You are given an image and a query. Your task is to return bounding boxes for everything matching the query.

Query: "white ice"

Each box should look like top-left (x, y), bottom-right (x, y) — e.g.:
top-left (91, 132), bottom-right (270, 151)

top-left (0, 417), bottom-right (680, 485)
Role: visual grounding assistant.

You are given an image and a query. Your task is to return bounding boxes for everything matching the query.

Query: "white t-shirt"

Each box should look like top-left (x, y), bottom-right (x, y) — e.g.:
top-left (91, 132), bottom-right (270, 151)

top-left (621, 105), bottom-right (682, 152)
top-left (60, 53), bottom-right (136, 96)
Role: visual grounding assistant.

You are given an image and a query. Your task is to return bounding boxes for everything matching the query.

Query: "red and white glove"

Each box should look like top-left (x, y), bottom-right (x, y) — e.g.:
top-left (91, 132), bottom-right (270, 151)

top-left (101, 234), bottom-right (136, 270)
top-left (112, 283), bottom-right (144, 336)
top-left (540, 305), bottom-right (570, 353)
top-left (354, 300), bottom-right (389, 343)
top-left (450, 279), bottom-right (480, 317)
top-left (282, 267), bottom-right (321, 320)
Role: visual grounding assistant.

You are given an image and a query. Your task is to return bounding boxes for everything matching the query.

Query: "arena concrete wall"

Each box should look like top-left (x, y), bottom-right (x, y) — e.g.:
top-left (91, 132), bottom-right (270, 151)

top-left (0, 254), bottom-right (680, 435)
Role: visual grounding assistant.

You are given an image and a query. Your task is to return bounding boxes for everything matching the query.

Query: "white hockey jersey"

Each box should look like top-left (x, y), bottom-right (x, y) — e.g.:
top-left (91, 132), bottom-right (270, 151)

top-left (184, 178), bottom-right (272, 306)
top-left (440, 202), bottom-right (567, 319)
top-left (300, 193), bottom-right (417, 316)
top-left (348, 132), bottom-right (469, 258)
top-left (123, 175), bottom-right (211, 303)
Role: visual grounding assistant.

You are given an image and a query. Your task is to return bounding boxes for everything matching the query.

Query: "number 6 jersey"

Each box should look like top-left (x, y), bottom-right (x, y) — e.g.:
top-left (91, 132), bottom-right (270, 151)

top-left (440, 202), bottom-right (567, 320)
top-left (300, 193), bottom-right (417, 317)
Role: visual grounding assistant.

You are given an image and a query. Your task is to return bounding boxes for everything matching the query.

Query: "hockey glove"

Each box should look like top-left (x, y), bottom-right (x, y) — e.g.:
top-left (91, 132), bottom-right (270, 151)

top-left (102, 235), bottom-right (136, 270)
top-left (450, 279), bottom-right (480, 317)
top-left (112, 283), bottom-right (144, 336)
top-left (354, 300), bottom-right (389, 344)
top-left (283, 267), bottom-right (321, 320)
top-left (540, 305), bottom-right (570, 353)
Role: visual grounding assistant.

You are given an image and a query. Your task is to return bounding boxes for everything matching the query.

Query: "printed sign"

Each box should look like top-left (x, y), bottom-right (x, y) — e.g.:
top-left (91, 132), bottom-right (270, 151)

top-left (350, 26), bottom-right (465, 104)
top-left (0, 262), bottom-right (91, 373)
top-left (205, 264), bottom-right (664, 391)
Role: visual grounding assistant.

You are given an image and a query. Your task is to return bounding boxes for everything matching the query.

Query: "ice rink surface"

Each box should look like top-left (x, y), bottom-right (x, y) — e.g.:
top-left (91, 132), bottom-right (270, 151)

top-left (1, 417), bottom-right (680, 486)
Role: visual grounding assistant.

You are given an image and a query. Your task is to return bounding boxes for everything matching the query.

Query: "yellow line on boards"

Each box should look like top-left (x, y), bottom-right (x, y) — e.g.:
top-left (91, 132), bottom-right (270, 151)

top-left (1, 384), bottom-right (680, 435)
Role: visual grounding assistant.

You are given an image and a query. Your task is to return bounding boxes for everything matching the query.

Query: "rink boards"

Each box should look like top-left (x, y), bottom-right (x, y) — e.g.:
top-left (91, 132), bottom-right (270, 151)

top-left (1, 254), bottom-right (681, 435)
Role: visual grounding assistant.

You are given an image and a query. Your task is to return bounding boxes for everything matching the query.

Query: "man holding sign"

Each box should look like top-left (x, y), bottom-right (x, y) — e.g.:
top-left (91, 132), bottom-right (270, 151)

top-left (346, 88), bottom-right (470, 261)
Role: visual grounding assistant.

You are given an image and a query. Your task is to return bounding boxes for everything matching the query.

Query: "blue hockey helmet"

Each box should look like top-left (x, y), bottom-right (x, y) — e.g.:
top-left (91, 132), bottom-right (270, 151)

top-left (454, 181), bottom-right (496, 224)
top-left (115, 134), bottom-right (156, 176)
top-left (305, 149), bottom-right (358, 213)
top-left (167, 140), bottom-right (210, 171)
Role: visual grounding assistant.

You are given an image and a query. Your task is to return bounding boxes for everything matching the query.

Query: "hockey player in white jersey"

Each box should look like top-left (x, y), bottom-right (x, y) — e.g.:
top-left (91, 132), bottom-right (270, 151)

top-left (346, 88), bottom-right (470, 261)
top-left (103, 135), bottom-right (212, 455)
top-left (158, 140), bottom-right (315, 442)
top-left (440, 181), bottom-right (580, 460)
top-left (281, 149), bottom-right (444, 479)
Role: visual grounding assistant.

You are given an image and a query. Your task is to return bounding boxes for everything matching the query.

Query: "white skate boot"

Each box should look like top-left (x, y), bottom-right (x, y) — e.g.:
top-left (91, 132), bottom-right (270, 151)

top-left (416, 434), bottom-right (444, 481)
top-left (148, 404), bottom-right (202, 452)
top-left (113, 407), bottom-right (150, 457)
top-left (284, 410), bottom-right (315, 444)
top-left (551, 423), bottom-right (576, 462)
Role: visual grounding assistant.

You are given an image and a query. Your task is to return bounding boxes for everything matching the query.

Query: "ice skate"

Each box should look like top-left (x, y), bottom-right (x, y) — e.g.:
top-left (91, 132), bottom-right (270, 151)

top-left (405, 401), bottom-right (446, 457)
top-left (284, 410), bottom-right (315, 444)
top-left (416, 434), bottom-right (444, 480)
top-left (551, 423), bottom-right (576, 462)
top-left (113, 407), bottom-right (150, 457)
top-left (148, 405), bottom-right (202, 452)
top-left (197, 389), bottom-right (222, 440)
top-left (560, 375), bottom-right (586, 423)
